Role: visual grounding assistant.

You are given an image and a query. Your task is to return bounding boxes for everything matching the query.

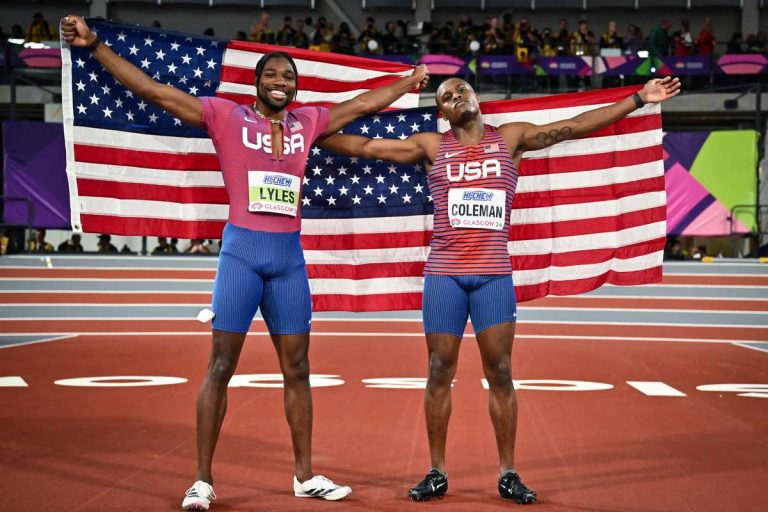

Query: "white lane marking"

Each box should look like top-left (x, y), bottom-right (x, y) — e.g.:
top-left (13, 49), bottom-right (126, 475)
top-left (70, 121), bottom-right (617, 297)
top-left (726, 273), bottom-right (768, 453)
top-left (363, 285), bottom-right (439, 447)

top-left (626, 381), bottom-right (687, 396)
top-left (0, 334), bottom-right (78, 349)
top-left (732, 342), bottom-right (768, 354)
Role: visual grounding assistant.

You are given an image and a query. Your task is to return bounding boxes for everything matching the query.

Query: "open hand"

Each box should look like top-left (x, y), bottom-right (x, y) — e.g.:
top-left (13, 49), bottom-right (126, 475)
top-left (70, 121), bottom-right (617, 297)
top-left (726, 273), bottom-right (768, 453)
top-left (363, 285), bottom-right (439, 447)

top-left (640, 76), bottom-right (681, 104)
top-left (60, 15), bottom-right (96, 47)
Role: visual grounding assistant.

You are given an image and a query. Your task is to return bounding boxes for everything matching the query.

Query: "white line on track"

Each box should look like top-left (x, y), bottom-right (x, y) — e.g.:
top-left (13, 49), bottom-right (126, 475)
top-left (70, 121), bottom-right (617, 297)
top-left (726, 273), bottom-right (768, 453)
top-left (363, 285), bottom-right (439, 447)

top-left (0, 318), bottom-right (766, 328)
top-left (732, 342), bottom-right (768, 354)
top-left (2, 304), bottom-right (766, 315)
top-left (1, 332), bottom-right (766, 344)
top-left (0, 334), bottom-right (77, 349)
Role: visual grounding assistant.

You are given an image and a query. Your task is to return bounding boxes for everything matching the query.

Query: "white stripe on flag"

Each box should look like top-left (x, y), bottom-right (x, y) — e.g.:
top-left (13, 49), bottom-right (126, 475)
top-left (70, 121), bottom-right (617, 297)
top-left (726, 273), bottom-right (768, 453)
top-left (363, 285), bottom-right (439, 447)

top-left (507, 221), bottom-right (666, 255)
top-left (522, 130), bottom-right (661, 159)
top-left (516, 161), bottom-right (662, 193)
top-left (75, 163), bottom-right (225, 187)
top-left (79, 197), bottom-right (229, 220)
top-left (74, 126), bottom-right (215, 154)
top-left (309, 276), bottom-right (423, 295)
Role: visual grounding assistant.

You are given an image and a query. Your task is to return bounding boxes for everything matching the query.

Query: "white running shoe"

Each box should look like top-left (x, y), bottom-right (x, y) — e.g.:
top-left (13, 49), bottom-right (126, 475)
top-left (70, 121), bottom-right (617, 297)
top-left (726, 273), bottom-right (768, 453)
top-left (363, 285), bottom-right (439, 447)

top-left (182, 480), bottom-right (216, 511)
top-left (293, 475), bottom-right (352, 501)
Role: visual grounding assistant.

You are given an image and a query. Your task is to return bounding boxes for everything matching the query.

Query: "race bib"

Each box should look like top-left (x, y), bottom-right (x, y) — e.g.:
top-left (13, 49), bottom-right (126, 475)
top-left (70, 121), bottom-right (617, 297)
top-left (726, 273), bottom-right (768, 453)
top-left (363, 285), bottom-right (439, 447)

top-left (448, 188), bottom-right (506, 230)
top-left (247, 170), bottom-right (301, 217)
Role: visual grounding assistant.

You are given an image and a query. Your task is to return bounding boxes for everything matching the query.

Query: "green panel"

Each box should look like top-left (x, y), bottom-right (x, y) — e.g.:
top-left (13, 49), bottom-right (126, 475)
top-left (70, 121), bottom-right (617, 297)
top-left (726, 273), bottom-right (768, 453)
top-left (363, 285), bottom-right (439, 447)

top-left (690, 130), bottom-right (758, 231)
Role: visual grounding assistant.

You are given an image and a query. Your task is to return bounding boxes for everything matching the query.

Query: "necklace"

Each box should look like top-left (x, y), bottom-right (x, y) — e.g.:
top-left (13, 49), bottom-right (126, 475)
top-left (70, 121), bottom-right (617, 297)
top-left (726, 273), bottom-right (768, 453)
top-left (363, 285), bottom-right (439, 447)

top-left (252, 103), bottom-right (282, 125)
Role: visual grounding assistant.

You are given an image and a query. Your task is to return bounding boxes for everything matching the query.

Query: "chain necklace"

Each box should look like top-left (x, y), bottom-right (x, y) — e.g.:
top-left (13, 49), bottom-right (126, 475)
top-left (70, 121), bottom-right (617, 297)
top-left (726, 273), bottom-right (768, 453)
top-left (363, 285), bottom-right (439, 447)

top-left (251, 103), bottom-right (282, 125)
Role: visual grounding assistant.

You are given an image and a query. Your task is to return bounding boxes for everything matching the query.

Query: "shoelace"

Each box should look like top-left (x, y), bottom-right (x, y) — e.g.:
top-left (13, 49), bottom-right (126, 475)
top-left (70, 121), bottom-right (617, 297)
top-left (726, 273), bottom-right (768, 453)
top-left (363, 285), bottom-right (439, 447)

top-left (312, 475), bottom-right (334, 488)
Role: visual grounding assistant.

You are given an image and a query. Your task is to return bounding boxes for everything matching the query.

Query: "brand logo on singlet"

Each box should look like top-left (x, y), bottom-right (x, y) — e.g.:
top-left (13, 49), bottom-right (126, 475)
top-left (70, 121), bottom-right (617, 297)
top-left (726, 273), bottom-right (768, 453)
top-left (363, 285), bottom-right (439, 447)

top-left (242, 128), bottom-right (305, 155)
top-left (263, 175), bottom-right (293, 187)
top-left (446, 159), bottom-right (501, 182)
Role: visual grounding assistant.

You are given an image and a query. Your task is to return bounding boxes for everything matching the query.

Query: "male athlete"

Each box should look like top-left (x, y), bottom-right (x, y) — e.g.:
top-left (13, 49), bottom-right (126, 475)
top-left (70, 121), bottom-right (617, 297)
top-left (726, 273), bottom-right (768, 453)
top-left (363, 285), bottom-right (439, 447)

top-left (319, 76), bottom-right (680, 503)
top-left (61, 15), bottom-right (428, 510)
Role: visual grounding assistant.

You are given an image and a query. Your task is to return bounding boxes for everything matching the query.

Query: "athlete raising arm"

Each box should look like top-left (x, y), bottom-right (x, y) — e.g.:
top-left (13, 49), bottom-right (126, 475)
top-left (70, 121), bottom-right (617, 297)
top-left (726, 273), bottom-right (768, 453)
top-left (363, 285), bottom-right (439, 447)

top-left (318, 76), bottom-right (680, 504)
top-left (61, 15), bottom-right (428, 511)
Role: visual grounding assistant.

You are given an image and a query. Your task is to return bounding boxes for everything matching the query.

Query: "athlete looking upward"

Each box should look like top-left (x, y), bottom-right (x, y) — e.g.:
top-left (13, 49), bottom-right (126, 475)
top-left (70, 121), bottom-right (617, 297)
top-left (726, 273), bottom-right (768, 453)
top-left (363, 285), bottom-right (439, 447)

top-left (318, 76), bottom-right (680, 504)
top-left (60, 15), bottom-right (428, 511)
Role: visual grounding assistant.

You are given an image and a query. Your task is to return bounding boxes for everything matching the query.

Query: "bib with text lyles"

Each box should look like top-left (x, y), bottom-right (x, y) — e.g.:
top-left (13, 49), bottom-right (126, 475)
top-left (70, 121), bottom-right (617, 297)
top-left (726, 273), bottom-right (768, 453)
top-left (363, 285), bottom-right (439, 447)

top-left (247, 170), bottom-right (301, 217)
top-left (447, 188), bottom-right (506, 230)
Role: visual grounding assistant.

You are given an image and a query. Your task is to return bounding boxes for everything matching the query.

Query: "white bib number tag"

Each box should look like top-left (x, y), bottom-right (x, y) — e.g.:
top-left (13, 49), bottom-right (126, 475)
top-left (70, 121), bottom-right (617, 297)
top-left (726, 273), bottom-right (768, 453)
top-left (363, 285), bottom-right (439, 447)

top-left (247, 170), bottom-right (301, 217)
top-left (448, 188), bottom-right (506, 231)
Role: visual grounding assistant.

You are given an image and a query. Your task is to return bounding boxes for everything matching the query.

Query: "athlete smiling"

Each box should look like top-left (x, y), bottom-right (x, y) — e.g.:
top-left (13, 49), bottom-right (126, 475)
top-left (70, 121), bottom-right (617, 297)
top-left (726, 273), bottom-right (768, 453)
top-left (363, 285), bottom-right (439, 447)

top-left (60, 14), bottom-right (428, 511)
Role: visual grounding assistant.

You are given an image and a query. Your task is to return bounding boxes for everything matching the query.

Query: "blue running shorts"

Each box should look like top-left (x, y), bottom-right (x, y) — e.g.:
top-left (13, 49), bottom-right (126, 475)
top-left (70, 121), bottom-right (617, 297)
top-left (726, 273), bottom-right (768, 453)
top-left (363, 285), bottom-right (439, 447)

top-left (211, 223), bottom-right (311, 334)
top-left (422, 274), bottom-right (517, 338)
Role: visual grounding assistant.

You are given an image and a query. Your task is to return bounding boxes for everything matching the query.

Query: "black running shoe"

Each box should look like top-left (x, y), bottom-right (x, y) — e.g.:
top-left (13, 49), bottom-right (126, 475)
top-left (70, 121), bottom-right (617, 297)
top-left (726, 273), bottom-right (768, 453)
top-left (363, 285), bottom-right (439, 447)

top-left (408, 469), bottom-right (448, 501)
top-left (498, 471), bottom-right (537, 504)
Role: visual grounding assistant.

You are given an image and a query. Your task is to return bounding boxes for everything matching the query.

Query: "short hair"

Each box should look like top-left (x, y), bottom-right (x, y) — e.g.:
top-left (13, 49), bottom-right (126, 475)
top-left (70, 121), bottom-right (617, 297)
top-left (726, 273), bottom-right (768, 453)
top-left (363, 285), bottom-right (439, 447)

top-left (254, 51), bottom-right (299, 86)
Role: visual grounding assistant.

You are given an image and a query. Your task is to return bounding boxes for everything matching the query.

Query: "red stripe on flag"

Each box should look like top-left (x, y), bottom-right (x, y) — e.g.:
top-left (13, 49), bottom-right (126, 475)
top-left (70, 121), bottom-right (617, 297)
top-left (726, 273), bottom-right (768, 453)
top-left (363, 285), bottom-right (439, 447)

top-left (77, 179), bottom-right (229, 204)
top-left (307, 262), bottom-right (425, 279)
top-left (520, 145), bottom-right (663, 176)
top-left (511, 206), bottom-right (666, 240)
top-left (80, 214), bottom-right (226, 239)
top-left (221, 66), bottom-right (414, 93)
top-left (480, 85), bottom-right (644, 114)
top-left (514, 266), bottom-right (663, 302)
top-left (225, 41), bottom-right (414, 73)
top-left (74, 144), bottom-right (220, 171)
top-left (581, 114), bottom-right (661, 138)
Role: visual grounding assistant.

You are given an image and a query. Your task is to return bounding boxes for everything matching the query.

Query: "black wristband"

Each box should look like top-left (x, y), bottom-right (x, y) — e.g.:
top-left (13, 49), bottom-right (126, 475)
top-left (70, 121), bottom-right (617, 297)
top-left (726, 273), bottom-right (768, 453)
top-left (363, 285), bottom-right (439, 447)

top-left (87, 36), bottom-right (101, 52)
top-left (632, 92), bottom-right (645, 109)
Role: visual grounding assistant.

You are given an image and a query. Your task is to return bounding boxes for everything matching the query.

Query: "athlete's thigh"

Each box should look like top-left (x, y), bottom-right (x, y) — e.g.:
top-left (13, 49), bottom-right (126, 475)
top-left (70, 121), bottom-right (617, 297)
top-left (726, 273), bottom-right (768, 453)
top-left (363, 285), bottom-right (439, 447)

top-left (260, 262), bottom-right (312, 335)
top-left (468, 274), bottom-right (517, 336)
top-left (423, 274), bottom-right (470, 339)
top-left (211, 245), bottom-right (263, 334)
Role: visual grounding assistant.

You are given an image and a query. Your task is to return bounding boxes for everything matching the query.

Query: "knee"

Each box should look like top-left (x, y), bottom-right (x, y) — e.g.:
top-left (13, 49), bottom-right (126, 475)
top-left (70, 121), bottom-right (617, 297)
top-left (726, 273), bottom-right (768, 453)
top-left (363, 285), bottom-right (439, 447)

top-left (427, 356), bottom-right (456, 389)
top-left (484, 359), bottom-right (513, 389)
top-left (282, 355), bottom-right (310, 385)
top-left (207, 355), bottom-right (238, 385)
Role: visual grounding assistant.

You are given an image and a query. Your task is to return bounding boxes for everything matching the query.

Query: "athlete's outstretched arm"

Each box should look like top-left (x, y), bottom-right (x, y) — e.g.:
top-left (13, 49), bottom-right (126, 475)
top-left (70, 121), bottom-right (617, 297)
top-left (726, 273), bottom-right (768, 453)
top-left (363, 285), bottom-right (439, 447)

top-left (322, 66), bottom-right (429, 137)
top-left (317, 132), bottom-right (437, 165)
top-left (501, 76), bottom-right (681, 153)
top-left (60, 15), bottom-right (202, 127)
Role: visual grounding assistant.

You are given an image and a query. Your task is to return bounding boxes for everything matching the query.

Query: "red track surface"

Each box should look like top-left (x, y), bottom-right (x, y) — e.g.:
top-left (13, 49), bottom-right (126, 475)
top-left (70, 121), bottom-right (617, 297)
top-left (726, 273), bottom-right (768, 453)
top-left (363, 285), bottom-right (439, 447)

top-left (1, 334), bottom-right (767, 512)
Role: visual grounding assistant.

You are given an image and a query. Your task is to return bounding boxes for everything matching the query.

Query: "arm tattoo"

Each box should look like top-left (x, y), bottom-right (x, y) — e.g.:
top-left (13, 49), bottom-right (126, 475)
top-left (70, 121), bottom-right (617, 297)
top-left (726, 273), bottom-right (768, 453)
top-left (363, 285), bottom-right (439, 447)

top-left (535, 126), bottom-right (573, 146)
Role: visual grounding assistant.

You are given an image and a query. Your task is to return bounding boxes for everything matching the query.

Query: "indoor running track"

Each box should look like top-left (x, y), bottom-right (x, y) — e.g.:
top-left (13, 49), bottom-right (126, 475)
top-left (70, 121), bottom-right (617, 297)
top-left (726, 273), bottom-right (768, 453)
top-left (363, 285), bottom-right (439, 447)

top-left (1, 255), bottom-right (766, 512)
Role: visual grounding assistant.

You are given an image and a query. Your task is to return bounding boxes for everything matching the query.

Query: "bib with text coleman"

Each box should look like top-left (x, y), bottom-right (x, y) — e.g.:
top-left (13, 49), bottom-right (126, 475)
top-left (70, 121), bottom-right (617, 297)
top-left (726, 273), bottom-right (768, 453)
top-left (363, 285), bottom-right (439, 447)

top-left (248, 170), bottom-right (301, 217)
top-left (448, 187), bottom-right (506, 230)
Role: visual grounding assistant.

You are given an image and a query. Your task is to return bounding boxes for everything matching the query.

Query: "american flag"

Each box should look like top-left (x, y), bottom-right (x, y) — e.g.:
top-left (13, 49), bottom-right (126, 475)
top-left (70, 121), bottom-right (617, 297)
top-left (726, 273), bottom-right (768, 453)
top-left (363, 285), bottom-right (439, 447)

top-left (62, 21), bottom-right (665, 311)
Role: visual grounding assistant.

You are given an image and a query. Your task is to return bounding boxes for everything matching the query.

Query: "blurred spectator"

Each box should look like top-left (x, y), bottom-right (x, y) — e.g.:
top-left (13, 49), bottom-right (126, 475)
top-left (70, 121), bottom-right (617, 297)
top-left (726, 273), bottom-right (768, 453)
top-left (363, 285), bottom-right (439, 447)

top-left (28, 228), bottom-right (53, 253)
top-left (26, 12), bottom-right (55, 43)
top-left (539, 28), bottom-right (557, 57)
top-left (120, 244), bottom-right (133, 254)
top-left (428, 22), bottom-right (454, 54)
top-left (97, 234), bottom-right (118, 253)
top-left (600, 20), bottom-right (624, 52)
top-left (673, 19), bottom-right (694, 56)
top-left (276, 16), bottom-right (296, 46)
top-left (696, 17), bottom-right (716, 56)
top-left (382, 21), bottom-right (405, 55)
top-left (745, 32), bottom-right (766, 53)
top-left (648, 19), bottom-right (672, 56)
top-left (727, 32), bottom-right (744, 54)
top-left (333, 22), bottom-right (357, 55)
top-left (625, 24), bottom-right (644, 54)
top-left (514, 17), bottom-right (539, 61)
top-left (691, 245), bottom-right (707, 260)
top-left (358, 17), bottom-right (382, 54)
top-left (555, 19), bottom-right (570, 56)
top-left (58, 234), bottom-right (84, 252)
top-left (0, 25), bottom-right (7, 43)
top-left (203, 27), bottom-right (215, 37)
top-left (483, 17), bottom-right (505, 55)
top-left (171, 237), bottom-right (180, 253)
top-left (294, 19), bottom-right (309, 49)
top-left (186, 239), bottom-right (211, 255)
top-left (311, 17), bottom-right (333, 52)
top-left (250, 11), bottom-right (274, 44)
top-left (234, 30), bottom-right (248, 41)
top-left (152, 237), bottom-right (179, 255)
top-left (570, 20), bottom-right (595, 56)
top-left (665, 240), bottom-right (689, 260)
top-left (456, 15), bottom-right (477, 54)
